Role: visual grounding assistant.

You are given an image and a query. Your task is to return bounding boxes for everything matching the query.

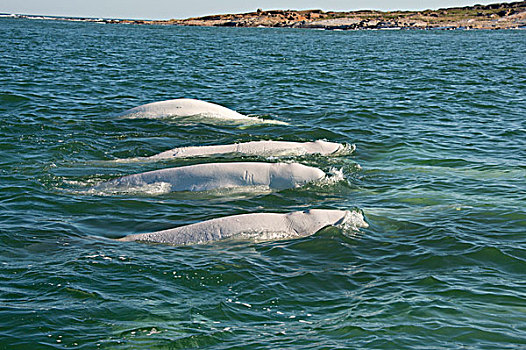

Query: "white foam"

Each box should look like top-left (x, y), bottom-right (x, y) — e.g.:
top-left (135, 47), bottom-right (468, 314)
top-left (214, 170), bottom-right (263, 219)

top-left (333, 143), bottom-right (356, 156)
top-left (308, 167), bottom-right (346, 189)
top-left (88, 181), bottom-right (173, 196)
top-left (337, 210), bottom-right (368, 231)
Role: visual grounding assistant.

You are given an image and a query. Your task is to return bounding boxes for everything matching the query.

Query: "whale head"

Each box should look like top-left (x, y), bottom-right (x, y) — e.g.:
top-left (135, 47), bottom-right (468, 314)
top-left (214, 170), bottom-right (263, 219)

top-left (269, 163), bottom-right (325, 189)
top-left (308, 140), bottom-right (343, 154)
top-left (286, 209), bottom-right (368, 237)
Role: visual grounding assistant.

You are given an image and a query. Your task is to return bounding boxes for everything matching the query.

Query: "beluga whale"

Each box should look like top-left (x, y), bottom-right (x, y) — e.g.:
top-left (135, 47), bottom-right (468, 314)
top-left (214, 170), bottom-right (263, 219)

top-left (117, 98), bottom-right (287, 125)
top-left (116, 209), bottom-right (368, 246)
top-left (141, 140), bottom-right (355, 161)
top-left (95, 162), bottom-right (326, 195)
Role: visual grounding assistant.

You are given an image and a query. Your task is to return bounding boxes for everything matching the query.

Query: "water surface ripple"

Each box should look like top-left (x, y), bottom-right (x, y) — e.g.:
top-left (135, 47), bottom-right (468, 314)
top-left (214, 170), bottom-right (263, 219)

top-left (0, 18), bottom-right (525, 349)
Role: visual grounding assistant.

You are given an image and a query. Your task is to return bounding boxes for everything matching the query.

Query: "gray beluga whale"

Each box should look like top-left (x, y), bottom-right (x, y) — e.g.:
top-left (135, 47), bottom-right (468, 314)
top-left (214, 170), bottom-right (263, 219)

top-left (96, 162), bottom-right (326, 194)
top-left (117, 98), bottom-right (287, 125)
top-left (116, 209), bottom-right (368, 246)
top-left (145, 140), bottom-right (355, 160)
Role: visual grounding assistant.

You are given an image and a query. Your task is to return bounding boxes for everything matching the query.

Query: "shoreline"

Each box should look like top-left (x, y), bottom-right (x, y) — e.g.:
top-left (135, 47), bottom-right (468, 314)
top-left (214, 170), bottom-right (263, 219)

top-left (3, 1), bottom-right (526, 30)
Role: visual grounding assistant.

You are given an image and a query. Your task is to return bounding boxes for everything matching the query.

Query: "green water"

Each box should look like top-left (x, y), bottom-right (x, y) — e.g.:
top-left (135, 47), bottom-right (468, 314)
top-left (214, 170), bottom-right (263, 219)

top-left (0, 18), bottom-right (525, 349)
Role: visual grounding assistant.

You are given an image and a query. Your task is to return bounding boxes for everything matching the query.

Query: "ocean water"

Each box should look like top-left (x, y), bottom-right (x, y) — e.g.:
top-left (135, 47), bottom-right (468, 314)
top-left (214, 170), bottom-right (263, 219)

top-left (0, 17), bottom-right (525, 349)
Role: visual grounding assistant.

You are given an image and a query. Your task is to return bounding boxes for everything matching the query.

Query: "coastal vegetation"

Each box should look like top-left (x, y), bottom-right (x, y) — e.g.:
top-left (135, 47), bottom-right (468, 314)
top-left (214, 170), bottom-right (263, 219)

top-left (5, 1), bottom-right (526, 29)
top-left (167, 1), bottom-right (525, 29)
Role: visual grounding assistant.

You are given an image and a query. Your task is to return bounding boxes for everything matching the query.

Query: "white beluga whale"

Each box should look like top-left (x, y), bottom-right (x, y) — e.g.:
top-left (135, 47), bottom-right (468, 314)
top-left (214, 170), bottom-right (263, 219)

top-left (116, 209), bottom-right (368, 246)
top-left (142, 140), bottom-right (355, 160)
top-left (117, 98), bottom-right (287, 125)
top-left (96, 162), bottom-right (326, 194)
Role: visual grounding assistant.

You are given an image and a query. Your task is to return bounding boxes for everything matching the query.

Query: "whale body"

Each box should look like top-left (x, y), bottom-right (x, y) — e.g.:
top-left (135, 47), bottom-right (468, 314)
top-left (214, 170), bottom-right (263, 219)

top-left (117, 98), bottom-right (287, 125)
top-left (145, 140), bottom-right (354, 160)
top-left (117, 209), bottom-right (368, 245)
top-left (97, 162), bottom-right (326, 193)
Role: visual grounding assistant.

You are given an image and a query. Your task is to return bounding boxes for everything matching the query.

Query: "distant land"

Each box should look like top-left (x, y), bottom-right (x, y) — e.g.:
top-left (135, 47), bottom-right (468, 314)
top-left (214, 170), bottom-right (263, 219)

top-left (3, 1), bottom-right (525, 30)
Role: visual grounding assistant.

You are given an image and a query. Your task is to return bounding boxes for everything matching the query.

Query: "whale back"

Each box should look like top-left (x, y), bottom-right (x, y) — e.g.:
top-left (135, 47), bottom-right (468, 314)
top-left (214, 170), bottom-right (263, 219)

top-left (98, 162), bottom-right (325, 193)
top-left (118, 213), bottom-right (293, 245)
top-left (117, 209), bottom-right (367, 246)
top-left (147, 140), bottom-right (346, 160)
top-left (118, 98), bottom-right (246, 119)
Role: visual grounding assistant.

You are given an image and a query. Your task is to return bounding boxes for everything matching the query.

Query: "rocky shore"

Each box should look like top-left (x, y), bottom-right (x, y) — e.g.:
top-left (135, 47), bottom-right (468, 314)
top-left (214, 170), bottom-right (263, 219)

top-left (5, 1), bottom-right (526, 30)
top-left (167, 1), bottom-right (526, 30)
